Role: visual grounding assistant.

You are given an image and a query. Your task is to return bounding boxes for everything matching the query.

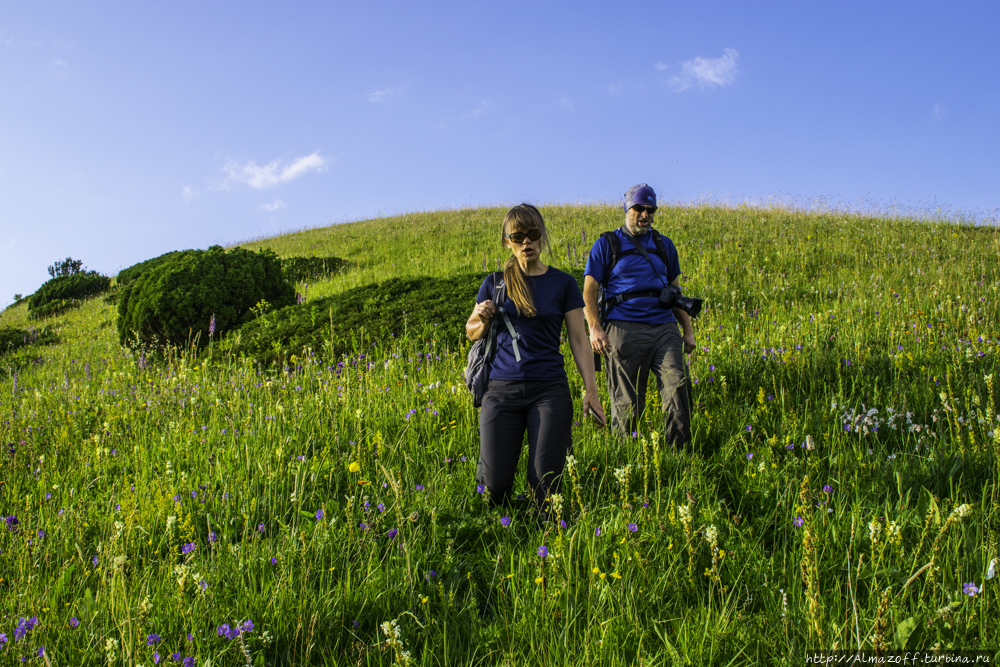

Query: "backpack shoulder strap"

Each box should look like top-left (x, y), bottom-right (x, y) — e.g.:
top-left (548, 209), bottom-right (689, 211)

top-left (599, 231), bottom-right (621, 283)
top-left (488, 273), bottom-right (521, 362)
top-left (650, 230), bottom-right (672, 269)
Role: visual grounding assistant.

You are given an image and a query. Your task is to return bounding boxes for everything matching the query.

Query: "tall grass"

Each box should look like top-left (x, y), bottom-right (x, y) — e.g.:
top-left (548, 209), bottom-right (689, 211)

top-left (0, 203), bottom-right (997, 665)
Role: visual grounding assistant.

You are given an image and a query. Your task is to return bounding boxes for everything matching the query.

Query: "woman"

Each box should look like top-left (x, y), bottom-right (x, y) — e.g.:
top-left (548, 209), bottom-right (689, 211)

top-left (466, 204), bottom-right (605, 516)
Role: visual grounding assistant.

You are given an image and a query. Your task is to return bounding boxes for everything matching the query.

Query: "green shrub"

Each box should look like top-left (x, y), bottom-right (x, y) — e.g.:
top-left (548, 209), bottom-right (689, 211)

top-left (117, 245), bottom-right (295, 350)
top-left (0, 326), bottom-right (58, 356)
top-left (224, 269), bottom-right (584, 366)
top-left (224, 273), bottom-right (483, 365)
top-left (28, 299), bottom-right (83, 320)
top-left (116, 250), bottom-right (185, 286)
top-left (280, 255), bottom-right (347, 283)
top-left (28, 272), bottom-right (111, 313)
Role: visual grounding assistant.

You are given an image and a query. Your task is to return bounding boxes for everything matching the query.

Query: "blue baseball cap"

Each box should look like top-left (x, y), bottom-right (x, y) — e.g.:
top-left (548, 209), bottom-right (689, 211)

top-left (624, 183), bottom-right (657, 212)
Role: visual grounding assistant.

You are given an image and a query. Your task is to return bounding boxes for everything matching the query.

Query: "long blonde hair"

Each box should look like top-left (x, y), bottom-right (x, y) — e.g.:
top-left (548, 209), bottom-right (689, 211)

top-left (501, 204), bottom-right (549, 317)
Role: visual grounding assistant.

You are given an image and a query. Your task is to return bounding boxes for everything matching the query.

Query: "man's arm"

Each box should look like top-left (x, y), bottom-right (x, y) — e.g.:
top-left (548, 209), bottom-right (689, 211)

top-left (671, 277), bottom-right (695, 354)
top-left (583, 275), bottom-right (610, 354)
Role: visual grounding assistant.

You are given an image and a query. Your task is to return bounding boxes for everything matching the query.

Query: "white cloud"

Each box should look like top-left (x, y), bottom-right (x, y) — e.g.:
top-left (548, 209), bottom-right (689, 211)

top-left (655, 62), bottom-right (669, 71)
top-left (462, 101), bottom-right (491, 119)
top-left (182, 185), bottom-right (198, 203)
top-left (221, 152), bottom-right (328, 190)
top-left (669, 48), bottom-right (739, 92)
top-left (50, 58), bottom-right (68, 77)
top-left (931, 103), bottom-right (944, 120)
top-left (257, 199), bottom-right (285, 212)
top-left (366, 86), bottom-right (404, 103)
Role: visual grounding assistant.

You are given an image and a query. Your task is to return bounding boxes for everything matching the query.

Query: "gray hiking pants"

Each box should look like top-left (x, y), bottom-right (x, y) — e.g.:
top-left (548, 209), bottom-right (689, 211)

top-left (604, 319), bottom-right (691, 445)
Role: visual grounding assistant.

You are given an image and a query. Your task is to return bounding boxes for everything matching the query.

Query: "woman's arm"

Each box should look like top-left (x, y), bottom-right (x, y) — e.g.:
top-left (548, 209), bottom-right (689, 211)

top-left (466, 300), bottom-right (496, 341)
top-left (564, 308), bottom-right (606, 427)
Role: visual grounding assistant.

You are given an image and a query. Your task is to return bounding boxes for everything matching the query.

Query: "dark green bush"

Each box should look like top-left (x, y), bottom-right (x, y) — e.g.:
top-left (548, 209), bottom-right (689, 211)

top-left (280, 256), bottom-right (347, 283)
top-left (28, 299), bottom-right (83, 320)
top-left (117, 250), bottom-right (185, 286)
top-left (117, 245), bottom-right (295, 350)
top-left (0, 326), bottom-right (58, 356)
top-left (224, 273), bottom-right (488, 365)
top-left (28, 273), bottom-right (111, 313)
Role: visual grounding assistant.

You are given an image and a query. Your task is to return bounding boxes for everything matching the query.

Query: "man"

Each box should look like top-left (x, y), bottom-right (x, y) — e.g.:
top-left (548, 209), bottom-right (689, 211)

top-left (583, 183), bottom-right (695, 444)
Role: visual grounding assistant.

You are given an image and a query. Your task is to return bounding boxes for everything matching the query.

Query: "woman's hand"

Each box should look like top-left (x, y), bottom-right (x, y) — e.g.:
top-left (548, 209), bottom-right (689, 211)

top-left (465, 300), bottom-right (496, 341)
top-left (582, 391), bottom-right (606, 428)
top-left (472, 299), bottom-right (496, 324)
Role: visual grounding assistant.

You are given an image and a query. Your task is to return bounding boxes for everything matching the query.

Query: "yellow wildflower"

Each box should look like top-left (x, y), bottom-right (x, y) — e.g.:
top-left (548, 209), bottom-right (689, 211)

top-left (348, 461), bottom-right (360, 473)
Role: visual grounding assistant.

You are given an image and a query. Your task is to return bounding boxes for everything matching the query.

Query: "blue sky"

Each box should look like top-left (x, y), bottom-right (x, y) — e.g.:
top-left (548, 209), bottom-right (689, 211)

top-left (3, 2), bottom-right (998, 305)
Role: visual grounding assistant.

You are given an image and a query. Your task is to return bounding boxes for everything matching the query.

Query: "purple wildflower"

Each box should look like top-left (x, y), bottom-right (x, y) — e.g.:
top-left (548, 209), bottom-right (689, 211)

top-left (746, 452), bottom-right (753, 460)
top-left (793, 516), bottom-right (804, 527)
top-left (181, 542), bottom-right (196, 554)
top-left (823, 484), bottom-right (833, 493)
top-left (147, 633), bottom-right (162, 645)
top-left (500, 516), bottom-right (510, 527)
top-left (628, 523), bottom-right (638, 533)
top-left (538, 546), bottom-right (549, 558)
top-left (387, 528), bottom-right (398, 539)
top-left (270, 557), bottom-right (277, 564)
top-left (69, 617), bottom-right (79, 628)
top-left (476, 484), bottom-right (485, 494)
top-left (595, 527), bottom-right (601, 537)
top-left (315, 509), bottom-right (324, 520)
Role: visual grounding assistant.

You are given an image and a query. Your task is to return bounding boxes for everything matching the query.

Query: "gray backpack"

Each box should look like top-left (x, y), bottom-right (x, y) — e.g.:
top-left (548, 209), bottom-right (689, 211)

top-left (464, 273), bottom-right (521, 407)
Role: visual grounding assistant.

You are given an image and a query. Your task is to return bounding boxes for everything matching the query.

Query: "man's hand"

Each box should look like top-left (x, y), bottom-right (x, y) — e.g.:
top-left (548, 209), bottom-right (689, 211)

top-left (590, 327), bottom-right (610, 355)
top-left (683, 330), bottom-right (695, 354)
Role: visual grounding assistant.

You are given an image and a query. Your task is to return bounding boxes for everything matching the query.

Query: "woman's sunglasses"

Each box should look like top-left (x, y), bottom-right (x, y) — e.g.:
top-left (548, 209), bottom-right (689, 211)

top-left (505, 229), bottom-right (543, 244)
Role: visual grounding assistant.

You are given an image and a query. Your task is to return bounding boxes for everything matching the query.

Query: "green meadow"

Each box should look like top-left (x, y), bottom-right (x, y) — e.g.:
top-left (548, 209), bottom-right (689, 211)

top-left (1, 203), bottom-right (998, 665)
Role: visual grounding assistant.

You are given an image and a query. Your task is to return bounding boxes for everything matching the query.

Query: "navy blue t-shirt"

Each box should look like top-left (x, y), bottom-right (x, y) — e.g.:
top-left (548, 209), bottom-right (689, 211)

top-left (476, 268), bottom-right (585, 381)
top-left (584, 228), bottom-right (681, 324)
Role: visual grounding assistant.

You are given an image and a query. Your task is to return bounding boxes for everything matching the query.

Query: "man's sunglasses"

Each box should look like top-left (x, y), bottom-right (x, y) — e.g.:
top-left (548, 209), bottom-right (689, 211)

top-left (505, 229), bottom-right (543, 244)
top-left (632, 205), bottom-right (657, 214)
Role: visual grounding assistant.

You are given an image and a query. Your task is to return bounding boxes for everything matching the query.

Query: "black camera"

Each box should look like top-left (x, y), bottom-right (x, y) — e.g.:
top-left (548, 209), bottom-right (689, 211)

top-left (658, 284), bottom-right (704, 318)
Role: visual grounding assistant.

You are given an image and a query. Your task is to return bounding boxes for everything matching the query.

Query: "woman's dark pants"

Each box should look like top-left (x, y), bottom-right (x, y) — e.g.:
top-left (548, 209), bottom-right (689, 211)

top-left (476, 379), bottom-right (573, 510)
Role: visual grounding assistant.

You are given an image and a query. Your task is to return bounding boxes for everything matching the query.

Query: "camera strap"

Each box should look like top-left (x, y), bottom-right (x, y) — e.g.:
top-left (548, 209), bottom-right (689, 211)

top-left (619, 227), bottom-right (670, 289)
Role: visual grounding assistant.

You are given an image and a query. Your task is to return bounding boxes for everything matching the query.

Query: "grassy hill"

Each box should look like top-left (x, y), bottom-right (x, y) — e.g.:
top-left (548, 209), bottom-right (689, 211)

top-left (0, 203), bottom-right (998, 664)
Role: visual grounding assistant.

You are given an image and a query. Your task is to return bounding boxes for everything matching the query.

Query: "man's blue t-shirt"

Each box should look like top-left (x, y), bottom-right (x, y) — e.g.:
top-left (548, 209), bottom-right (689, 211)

top-left (476, 268), bottom-right (585, 381)
top-left (584, 228), bottom-right (681, 324)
